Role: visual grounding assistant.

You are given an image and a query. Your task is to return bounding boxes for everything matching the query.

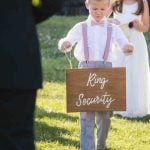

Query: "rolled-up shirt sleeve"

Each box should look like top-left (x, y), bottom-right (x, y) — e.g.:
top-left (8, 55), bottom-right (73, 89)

top-left (58, 23), bottom-right (82, 51)
top-left (113, 25), bottom-right (131, 50)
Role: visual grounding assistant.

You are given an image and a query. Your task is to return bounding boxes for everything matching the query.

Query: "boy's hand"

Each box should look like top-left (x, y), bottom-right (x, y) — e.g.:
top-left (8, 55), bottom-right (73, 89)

top-left (133, 19), bottom-right (143, 32)
top-left (61, 41), bottom-right (72, 51)
top-left (123, 44), bottom-right (134, 56)
top-left (108, 18), bottom-right (120, 25)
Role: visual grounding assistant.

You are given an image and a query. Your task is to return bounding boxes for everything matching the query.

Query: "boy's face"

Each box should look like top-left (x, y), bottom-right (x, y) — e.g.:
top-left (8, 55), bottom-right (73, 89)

top-left (85, 0), bottom-right (110, 22)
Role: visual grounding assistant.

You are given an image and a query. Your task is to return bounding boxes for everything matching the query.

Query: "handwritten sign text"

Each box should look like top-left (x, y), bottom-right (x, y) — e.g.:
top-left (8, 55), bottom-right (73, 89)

top-left (66, 68), bottom-right (126, 112)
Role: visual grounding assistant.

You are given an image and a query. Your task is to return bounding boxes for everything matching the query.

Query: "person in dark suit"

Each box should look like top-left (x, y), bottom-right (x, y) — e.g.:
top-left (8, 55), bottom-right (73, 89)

top-left (0, 0), bottom-right (64, 149)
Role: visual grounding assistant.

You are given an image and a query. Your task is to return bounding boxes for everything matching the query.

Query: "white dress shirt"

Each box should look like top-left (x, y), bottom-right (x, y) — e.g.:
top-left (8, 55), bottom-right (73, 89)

top-left (59, 16), bottom-right (130, 62)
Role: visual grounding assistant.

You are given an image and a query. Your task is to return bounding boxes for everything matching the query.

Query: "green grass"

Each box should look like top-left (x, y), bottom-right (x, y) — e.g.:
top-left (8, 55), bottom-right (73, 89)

top-left (35, 82), bottom-right (150, 150)
top-left (37, 16), bottom-right (85, 82)
top-left (35, 82), bottom-right (79, 150)
top-left (37, 15), bottom-right (87, 59)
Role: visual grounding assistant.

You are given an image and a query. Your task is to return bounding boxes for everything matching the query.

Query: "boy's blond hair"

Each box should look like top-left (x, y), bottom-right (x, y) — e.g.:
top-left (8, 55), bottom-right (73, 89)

top-left (86, 0), bottom-right (110, 3)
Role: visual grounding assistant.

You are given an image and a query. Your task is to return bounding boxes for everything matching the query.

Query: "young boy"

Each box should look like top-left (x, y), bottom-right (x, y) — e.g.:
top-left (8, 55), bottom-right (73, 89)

top-left (58, 0), bottom-right (134, 149)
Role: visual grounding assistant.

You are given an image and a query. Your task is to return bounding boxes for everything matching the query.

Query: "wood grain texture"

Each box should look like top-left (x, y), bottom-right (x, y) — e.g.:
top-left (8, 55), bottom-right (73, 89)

top-left (66, 68), bottom-right (126, 112)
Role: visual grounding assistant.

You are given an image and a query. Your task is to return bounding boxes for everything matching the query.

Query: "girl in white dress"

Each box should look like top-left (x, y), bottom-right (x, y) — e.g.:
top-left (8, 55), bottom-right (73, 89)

top-left (109, 0), bottom-right (150, 118)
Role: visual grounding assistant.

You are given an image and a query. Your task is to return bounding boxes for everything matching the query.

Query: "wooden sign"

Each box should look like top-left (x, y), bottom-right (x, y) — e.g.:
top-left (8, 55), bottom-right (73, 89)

top-left (66, 67), bottom-right (126, 112)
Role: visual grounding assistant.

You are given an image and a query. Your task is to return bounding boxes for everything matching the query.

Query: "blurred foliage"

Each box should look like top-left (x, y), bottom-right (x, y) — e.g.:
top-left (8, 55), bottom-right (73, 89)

top-left (59, 0), bottom-right (87, 15)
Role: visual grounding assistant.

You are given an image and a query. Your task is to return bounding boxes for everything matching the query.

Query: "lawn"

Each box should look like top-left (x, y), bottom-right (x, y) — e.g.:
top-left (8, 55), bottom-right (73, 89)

top-left (35, 82), bottom-right (150, 150)
top-left (35, 16), bottom-right (150, 150)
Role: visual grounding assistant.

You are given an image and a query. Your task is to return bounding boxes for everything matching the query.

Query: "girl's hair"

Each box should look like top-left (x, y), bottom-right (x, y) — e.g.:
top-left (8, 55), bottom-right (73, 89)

top-left (112, 0), bottom-right (144, 15)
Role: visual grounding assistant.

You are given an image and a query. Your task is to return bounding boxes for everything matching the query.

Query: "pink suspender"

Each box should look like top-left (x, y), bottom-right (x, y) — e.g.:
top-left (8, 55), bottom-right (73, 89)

top-left (103, 23), bottom-right (112, 63)
top-left (82, 22), bottom-right (112, 63)
top-left (82, 23), bottom-right (89, 61)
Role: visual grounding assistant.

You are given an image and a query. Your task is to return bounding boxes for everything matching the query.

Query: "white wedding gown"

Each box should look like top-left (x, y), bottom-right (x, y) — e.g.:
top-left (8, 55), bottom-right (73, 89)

top-left (113, 2), bottom-right (150, 118)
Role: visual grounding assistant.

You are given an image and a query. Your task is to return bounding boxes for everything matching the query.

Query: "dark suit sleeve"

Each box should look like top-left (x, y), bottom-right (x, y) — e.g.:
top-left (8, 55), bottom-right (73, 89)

top-left (32, 0), bottom-right (64, 24)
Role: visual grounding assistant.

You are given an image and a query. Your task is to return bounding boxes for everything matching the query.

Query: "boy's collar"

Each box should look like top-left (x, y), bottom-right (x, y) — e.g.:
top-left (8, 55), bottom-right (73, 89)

top-left (87, 15), bottom-right (107, 25)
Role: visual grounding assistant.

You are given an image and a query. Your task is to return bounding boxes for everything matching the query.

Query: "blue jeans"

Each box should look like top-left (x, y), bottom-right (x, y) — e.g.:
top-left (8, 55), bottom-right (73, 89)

top-left (80, 112), bottom-right (111, 150)
top-left (79, 61), bottom-right (112, 150)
